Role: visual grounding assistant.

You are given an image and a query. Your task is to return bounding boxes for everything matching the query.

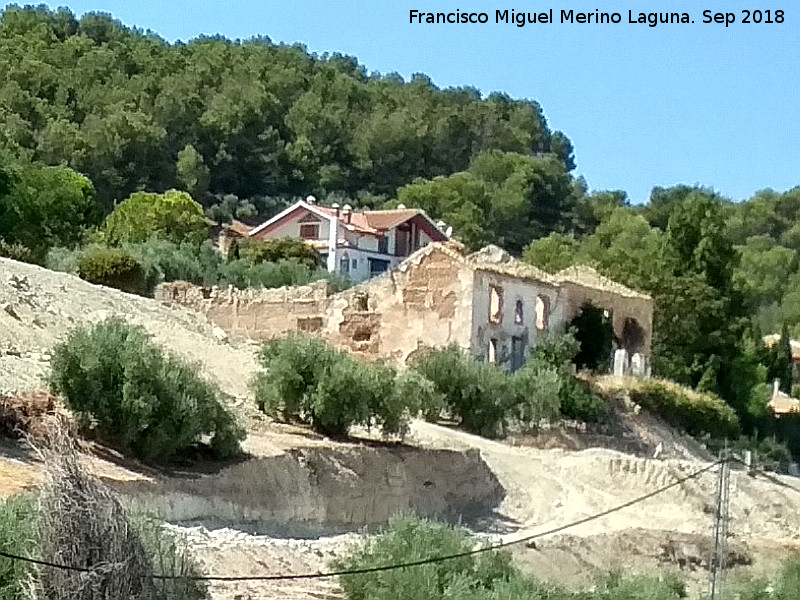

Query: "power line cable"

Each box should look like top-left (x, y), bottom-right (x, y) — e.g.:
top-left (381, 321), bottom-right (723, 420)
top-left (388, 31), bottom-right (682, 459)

top-left (0, 459), bottom-right (720, 582)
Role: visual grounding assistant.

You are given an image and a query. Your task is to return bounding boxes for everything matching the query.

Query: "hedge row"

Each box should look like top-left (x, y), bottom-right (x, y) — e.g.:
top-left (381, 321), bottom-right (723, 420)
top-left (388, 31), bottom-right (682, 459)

top-left (626, 379), bottom-right (740, 439)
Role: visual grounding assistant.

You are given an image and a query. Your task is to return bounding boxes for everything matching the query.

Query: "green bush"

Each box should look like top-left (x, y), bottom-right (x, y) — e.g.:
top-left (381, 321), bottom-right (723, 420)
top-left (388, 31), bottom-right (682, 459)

top-left (336, 517), bottom-right (518, 600)
top-left (253, 336), bottom-right (418, 437)
top-left (412, 346), bottom-right (512, 438)
top-left (411, 346), bottom-right (563, 438)
top-left (558, 377), bottom-right (608, 423)
top-left (240, 237), bottom-right (322, 270)
top-left (530, 334), bottom-right (608, 424)
top-left (0, 240), bottom-right (36, 264)
top-left (0, 495), bottom-right (35, 600)
top-left (49, 317), bottom-right (244, 462)
top-left (628, 379), bottom-right (740, 439)
top-left (336, 516), bottom-right (687, 600)
top-left (77, 247), bottom-right (148, 295)
top-left (509, 361), bottom-right (562, 429)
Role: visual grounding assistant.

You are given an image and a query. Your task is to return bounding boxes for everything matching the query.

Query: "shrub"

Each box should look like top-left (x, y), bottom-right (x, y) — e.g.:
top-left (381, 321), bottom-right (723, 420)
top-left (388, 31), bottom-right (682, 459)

top-left (0, 494), bottom-right (35, 600)
top-left (509, 361), bottom-right (561, 429)
top-left (0, 390), bottom-right (58, 440)
top-left (33, 428), bottom-right (206, 600)
top-left (627, 379), bottom-right (740, 439)
top-left (530, 334), bottom-right (608, 424)
top-left (0, 240), bottom-right (36, 264)
top-left (336, 516), bottom-right (686, 600)
top-left (558, 377), bottom-right (608, 423)
top-left (44, 246), bottom-right (82, 274)
top-left (411, 346), bottom-right (563, 437)
top-left (125, 238), bottom-right (224, 289)
top-left (336, 516), bottom-right (517, 600)
top-left (77, 246), bottom-right (148, 295)
top-left (240, 237), bottom-right (322, 270)
top-left (253, 336), bottom-right (418, 437)
top-left (49, 317), bottom-right (244, 462)
top-left (412, 346), bottom-right (512, 438)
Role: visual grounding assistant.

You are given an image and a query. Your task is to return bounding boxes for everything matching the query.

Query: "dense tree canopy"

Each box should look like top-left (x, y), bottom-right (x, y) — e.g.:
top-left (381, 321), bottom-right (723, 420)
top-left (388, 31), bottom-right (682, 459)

top-left (0, 5), bottom-right (574, 216)
top-left (0, 159), bottom-right (98, 258)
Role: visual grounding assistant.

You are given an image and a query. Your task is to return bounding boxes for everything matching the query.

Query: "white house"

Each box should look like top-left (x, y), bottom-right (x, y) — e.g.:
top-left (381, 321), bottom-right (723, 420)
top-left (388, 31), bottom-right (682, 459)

top-left (248, 198), bottom-right (450, 282)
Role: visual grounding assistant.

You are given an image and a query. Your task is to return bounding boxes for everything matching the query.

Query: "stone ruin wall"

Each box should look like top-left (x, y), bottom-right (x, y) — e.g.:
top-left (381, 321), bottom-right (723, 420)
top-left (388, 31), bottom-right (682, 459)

top-left (326, 246), bottom-right (474, 364)
top-left (154, 280), bottom-right (332, 341)
top-left (154, 246), bottom-right (475, 365)
top-left (559, 281), bottom-right (654, 357)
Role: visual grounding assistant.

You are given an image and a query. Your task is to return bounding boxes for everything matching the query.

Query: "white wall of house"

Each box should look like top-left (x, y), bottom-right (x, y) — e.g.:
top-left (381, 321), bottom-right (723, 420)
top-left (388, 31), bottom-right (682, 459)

top-left (266, 217), bottom-right (332, 241)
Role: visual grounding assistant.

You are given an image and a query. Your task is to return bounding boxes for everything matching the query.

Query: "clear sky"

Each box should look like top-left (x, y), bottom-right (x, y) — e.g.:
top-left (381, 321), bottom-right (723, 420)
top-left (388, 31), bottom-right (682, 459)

top-left (22, 0), bottom-right (800, 204)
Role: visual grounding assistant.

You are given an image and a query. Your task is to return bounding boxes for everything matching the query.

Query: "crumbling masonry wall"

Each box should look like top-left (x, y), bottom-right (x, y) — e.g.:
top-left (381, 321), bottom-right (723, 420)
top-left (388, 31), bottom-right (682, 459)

top-left (154, 246), bottom-right (475, 364)
top-left (154, 281), bottom-right (331, 341)
top-left (324, 245), bottom-right (474, 363)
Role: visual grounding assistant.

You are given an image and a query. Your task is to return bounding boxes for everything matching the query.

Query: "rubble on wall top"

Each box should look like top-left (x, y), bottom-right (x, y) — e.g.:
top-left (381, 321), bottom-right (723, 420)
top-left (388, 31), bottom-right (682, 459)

top-left (468, 245), bottom-right (557, 285)
top-left (554, 266), bottom-right (651, 301)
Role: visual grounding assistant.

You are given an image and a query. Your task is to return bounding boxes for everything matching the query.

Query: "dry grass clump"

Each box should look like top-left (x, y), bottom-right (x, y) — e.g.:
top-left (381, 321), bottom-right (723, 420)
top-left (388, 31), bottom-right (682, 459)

top-left (0, 390), bottom-right (59, 440)
top-left (29, 426), bottom-right (205, 600)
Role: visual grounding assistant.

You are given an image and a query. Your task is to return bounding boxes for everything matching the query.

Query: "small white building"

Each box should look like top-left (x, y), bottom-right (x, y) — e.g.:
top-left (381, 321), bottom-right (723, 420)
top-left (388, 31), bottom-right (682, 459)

top-left (248, 198), bottom-right (450, 282)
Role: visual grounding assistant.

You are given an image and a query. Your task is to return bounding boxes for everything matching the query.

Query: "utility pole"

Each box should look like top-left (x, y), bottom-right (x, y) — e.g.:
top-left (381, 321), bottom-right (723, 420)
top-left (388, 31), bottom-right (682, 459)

top-left (709, 448), bottom-right (732, 600)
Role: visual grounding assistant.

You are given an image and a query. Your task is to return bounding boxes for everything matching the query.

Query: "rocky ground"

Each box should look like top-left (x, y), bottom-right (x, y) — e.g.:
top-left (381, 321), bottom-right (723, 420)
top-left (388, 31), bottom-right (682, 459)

top-left (2, 256), bottom-right (800, 599)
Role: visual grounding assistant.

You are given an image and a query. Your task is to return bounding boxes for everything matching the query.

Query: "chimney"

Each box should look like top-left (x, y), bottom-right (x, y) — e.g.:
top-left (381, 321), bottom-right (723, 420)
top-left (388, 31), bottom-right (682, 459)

top-left (331, 202), bottom-right (340, 218)
top-left (306, 195), bottom-right (316, 205)
top-left (774, 378), bottom-right (781, 397)
top-left (342, 204), bottom-right (352, 224)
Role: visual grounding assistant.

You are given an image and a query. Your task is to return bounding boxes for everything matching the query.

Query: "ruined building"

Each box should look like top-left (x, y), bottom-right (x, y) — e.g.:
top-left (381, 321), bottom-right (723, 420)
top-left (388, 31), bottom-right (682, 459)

top-left (156, 243), bottom-right (653, 376)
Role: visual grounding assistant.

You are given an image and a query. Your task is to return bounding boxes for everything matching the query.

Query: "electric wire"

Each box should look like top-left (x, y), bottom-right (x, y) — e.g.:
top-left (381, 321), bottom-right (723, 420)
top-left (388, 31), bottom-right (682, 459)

top-left (0, 458), bottom-right (721, 582)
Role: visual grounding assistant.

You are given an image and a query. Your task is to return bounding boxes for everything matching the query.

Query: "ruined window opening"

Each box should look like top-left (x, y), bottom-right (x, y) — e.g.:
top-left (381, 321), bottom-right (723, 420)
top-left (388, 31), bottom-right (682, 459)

top-left (621, 317), bottom-right (646, 355)
top-left (299, 223), bottom-right (319, 239)
top-left (352, 327), bottom-right (372, 342)
top-left (201, 287), bottom-right (212, 300)
top-left (511, 336), bottom-right (525, 372)
top-left (535, 295), bottom-right (549, 331)
top-left (297, 317), bottom-right (324, 333)
top-left (490, 286), bottom-right (502, 323)
top-left (354, 293), bottom-right (369, 311)
top-left (488, 338), bottom-right (498, 363)
top-left (514, 299), bottom-right (524, 324)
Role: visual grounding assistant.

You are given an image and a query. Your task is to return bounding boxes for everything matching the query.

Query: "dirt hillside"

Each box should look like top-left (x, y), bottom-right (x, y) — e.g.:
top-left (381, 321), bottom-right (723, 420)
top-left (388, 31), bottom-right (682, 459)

top-left (0, 257), bottom-right (259, 398)
top-left (2, 256), bottom-right (800, 600)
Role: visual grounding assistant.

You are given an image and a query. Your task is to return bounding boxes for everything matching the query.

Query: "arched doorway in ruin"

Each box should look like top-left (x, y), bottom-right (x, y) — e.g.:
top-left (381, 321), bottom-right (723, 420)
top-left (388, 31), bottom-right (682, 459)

top-left (620, 317), bottom-right (646, 355)
top-left (569, 302), bottom-right (614, 371)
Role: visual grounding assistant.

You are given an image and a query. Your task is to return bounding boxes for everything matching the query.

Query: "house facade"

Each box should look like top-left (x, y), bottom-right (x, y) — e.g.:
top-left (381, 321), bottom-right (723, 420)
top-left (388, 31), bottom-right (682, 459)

top-left (247, 198), bottom-right (450, 282)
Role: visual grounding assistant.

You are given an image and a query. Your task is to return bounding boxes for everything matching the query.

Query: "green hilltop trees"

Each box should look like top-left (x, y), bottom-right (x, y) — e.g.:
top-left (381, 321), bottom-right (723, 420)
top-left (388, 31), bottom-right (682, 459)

top-left (103, 190), bottom-right (207, 245)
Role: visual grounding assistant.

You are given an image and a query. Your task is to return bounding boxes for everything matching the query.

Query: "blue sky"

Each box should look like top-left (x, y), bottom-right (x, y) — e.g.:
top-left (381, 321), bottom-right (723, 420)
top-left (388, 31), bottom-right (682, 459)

top-left (20, 0), bottom-right (800, 204)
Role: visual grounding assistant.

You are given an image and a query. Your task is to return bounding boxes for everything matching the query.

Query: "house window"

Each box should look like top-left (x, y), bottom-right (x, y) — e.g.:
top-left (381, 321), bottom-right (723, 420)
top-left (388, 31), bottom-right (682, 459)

top-left (515, 300), bottom-right (524, 324)
top-left (396, 224), bottom-right (411, 257)
top-left (339, 253), bottom-right (350, 274)
top-left (369, 258), bottom-right (390, 277)
top-left (489, 286), bottom-right (502, 323)
top-left (300, 223), bottom-right (319, 239)
top-left (536, 295), bottom-right (549, 331)
top-left (352, 259), bottom-right (358, 269)
top-left (378, 235), bottom-right (389, 254)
